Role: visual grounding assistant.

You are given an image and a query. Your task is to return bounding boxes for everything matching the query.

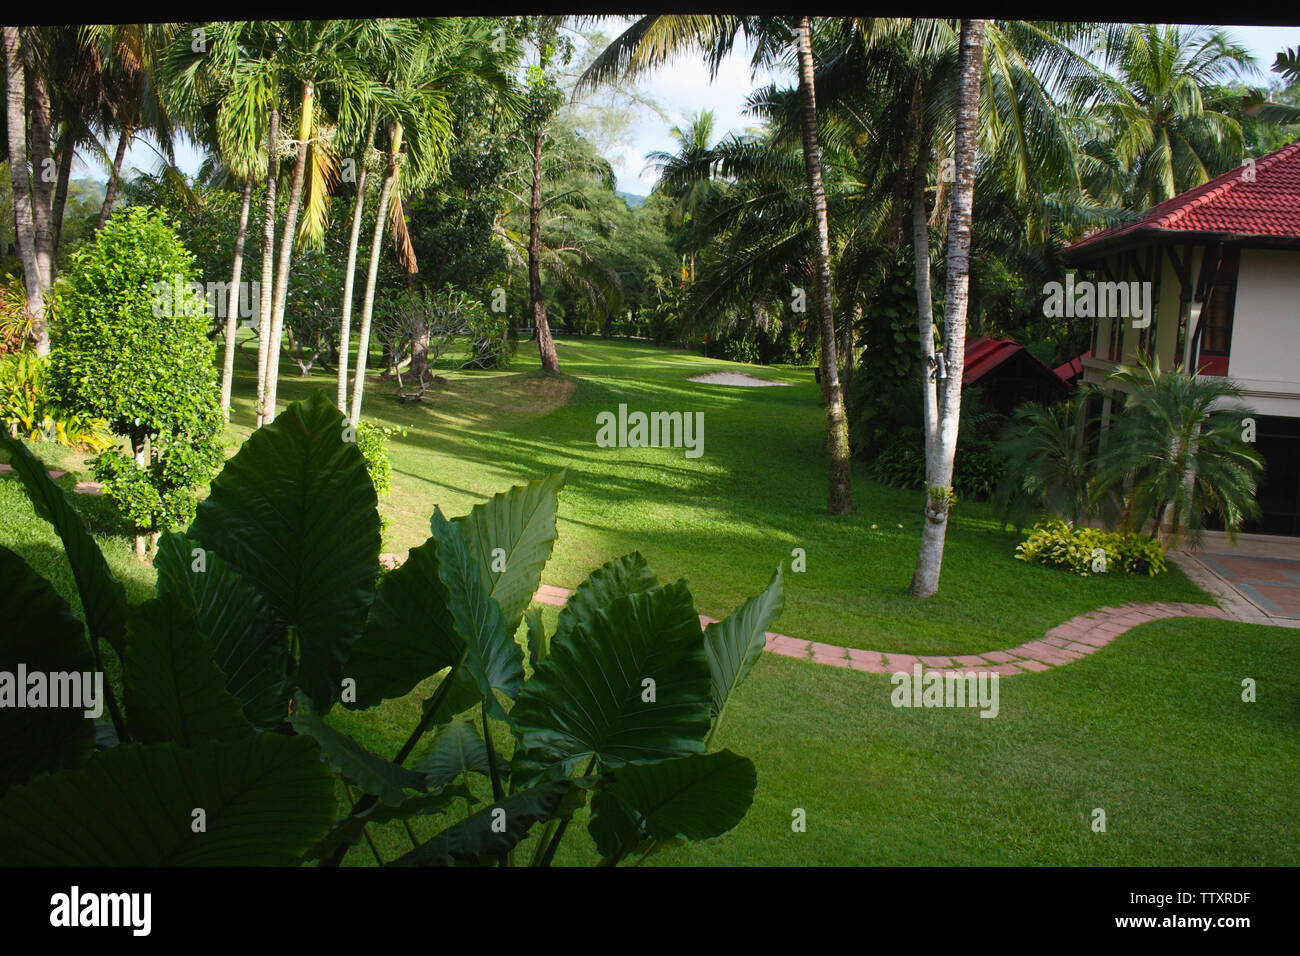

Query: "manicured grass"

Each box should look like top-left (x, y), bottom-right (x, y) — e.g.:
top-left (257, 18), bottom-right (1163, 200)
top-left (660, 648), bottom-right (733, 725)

top-left (228, 336), bottom-right (1209, 656)
top-left (8, 335), bottom-right (1292, 867)
top-left (335, 614), bottom-right (1300, 866)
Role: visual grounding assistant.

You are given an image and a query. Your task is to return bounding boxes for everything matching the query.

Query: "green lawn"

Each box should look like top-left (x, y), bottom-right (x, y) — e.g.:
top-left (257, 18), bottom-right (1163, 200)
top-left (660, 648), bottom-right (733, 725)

top-left (4, 335), bottom-right (1295, 866)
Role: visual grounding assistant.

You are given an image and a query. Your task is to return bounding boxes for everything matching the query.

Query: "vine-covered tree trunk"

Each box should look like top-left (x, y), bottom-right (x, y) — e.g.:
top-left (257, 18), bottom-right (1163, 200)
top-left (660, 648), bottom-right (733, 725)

top-left (910, 18), bottom-right (985, 598)
top-left (219, 176), bottom-right (254, 419)
top-left (795, 16), bottom-right (853, 515)
top-left (529, 127), bottom-right (559, 374)
top-left (255, 107), bottom-right (280, 427)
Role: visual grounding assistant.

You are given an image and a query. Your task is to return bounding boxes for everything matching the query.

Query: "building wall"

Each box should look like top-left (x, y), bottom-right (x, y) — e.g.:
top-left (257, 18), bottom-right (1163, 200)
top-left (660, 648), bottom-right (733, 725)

top-left (1228, 248), bottom-right (1300, 418)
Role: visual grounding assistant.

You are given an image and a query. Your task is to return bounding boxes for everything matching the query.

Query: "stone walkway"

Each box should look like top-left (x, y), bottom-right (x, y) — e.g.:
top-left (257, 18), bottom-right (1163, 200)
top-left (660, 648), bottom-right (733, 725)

top-left (532, 581), bottom-right (1231, 677)
top-left (0, 462), bottom-right (104, 495)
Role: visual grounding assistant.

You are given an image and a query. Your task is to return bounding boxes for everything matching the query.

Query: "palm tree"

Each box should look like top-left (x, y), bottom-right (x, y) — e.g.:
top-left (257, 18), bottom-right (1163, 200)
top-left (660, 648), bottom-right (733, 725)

top-left (1094, 356), bottom-right (1264, 547)
top-left (994, 391), bottom-right (1100, 528)
top-left (1083, 25), bottom-right (1255, 207)
top-left (645, 108), bottom-right (721, 282)
top-left (583, 14), bottom-right (855, 514)
top-left (909, 18), bottom-right (986, 598)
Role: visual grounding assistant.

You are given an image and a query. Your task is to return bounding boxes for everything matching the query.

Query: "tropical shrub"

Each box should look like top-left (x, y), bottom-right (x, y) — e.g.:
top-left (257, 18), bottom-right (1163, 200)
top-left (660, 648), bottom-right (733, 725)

top-left (0, 274), bottom-right (34, 355)
top-left (0, 390), bottom-right (782, 866)
top-left (48, 207), bottom-right (224, 555)
top-left (995, 392), bottom-right (1100, 528)
top-left (1015, 518), bottom-right (1167, 577)
top-left (0, 351), bottom-right (111, 451)
top-left (1094, 357), bottom-right (1264, 545)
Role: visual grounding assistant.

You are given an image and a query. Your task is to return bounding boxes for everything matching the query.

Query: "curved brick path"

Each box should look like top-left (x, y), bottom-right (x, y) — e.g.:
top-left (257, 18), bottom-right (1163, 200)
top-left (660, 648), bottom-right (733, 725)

top-left (533, 583), bottom-right (1229, 676)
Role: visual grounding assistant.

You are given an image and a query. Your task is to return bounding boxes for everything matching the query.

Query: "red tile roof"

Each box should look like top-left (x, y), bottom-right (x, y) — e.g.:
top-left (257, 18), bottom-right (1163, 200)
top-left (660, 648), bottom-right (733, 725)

top-left (1053, 352), bottom-right (1089, 384)
top-left (964, 336), bottom-right (1025, 385)
top-left (1065, 139), bottom-right (1300, 259)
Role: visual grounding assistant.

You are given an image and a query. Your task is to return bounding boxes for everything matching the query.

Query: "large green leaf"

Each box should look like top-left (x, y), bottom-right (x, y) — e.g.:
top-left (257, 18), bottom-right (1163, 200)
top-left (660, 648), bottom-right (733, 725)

top-left (0, 546), bottom-right (96, 790)
top-left (290, 700), bottom-right (427, 806)
top-left (453, 471), bottom-right (564, 633)
top-left (593, 750), bottom-right (757, 860)
top-left (386, 780), bottom-right (572, 867)
top-left (123, 594), bottom-right (254, 747)
top-left (510, 580), bottom-right (713, 786)
top-left (0, 434), bottom-right (127, 653)
top-left (704, 565), bottom-right (784, 719)
top-left (154, 533), bottom-right (290, 729)
top-left (0, 733), bottom-right (336, 865)
top-left (552, 551), bottom-right (659, 648)
top-left (186, 390), bottom-right (381, 709)
top-left (428, 509), bottom-right (523, 722)
top-left (342, 535), bottom-right (463, 709)
top-left (411, 718), bottom-right (491, 792)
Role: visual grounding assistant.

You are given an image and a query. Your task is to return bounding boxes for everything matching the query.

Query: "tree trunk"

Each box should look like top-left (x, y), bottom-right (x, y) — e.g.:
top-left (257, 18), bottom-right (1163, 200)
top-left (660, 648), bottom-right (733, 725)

top-left (337, 112), bottom-right (376, 415)
top-left (909, 18), bottom-right (985, 598)
top-left (94, 128), bottom-right (130, 231)
top-left (51, 124), bottom-right (75, 256)
top-left (3, 28), bottom-right (47, 355)
top-left (254, 107), bottom-right (280, 427)
top-left (349, 126), bottom-right (401, 427)
top-left (795, 16), bottom-right (853, 515)
top-left (911, 140), bottom-right (940, 479)
top-left (28, 65), bottom-right (55, 299)
top-left (529, 127), bottom-right (559, 374)
top-left (263, 82), bottom-right (314, 424)
top-left (219, 176), bottom-right (254, 419)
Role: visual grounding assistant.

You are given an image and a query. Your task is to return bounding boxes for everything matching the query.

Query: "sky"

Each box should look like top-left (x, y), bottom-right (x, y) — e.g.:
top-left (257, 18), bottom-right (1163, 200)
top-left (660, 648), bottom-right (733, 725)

top-left (104, 21), bottom-right (1300, 197)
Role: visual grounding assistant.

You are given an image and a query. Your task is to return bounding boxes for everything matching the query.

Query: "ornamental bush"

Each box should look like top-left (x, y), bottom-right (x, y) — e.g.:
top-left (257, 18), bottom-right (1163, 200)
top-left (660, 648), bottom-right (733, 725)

top-left (1015, 518), bottom-right (1167, 577)
top-left (48, 206), bottom-right (224, 554)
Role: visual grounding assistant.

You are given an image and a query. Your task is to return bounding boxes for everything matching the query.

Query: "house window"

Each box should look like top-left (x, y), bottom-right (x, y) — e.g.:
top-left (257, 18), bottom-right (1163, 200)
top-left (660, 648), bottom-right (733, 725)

top-left (1198, 248), bottom-right (1239, 374)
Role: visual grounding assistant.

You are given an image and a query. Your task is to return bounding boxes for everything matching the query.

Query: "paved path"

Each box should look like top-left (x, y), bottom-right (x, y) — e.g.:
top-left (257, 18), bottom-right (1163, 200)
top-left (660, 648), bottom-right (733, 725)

top-left (0, 462), bottom-right (104, 495)
top-left (1171, 547), bottom-right (1300, 629)
top-left (530, 580), bottom-right (1231, 677)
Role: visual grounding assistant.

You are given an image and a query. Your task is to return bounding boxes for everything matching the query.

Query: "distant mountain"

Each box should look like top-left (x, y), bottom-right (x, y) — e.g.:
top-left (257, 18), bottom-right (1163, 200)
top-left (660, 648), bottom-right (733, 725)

top-left (617, 191), bottom-right (646, 209)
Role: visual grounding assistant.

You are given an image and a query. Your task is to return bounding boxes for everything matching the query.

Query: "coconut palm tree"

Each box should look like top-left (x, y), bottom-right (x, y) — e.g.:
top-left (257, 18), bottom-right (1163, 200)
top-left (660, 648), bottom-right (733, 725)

top-left (583, 14), bottom-right (855, 514)
top-left (1093, 356), bottom-right (1264, 547)
top-left (1083, 24), bottom-right (1256, 207)
top-left (645, 108), bottom-right (722, 282)
top-left (2, 27), bottom-right (48, 354)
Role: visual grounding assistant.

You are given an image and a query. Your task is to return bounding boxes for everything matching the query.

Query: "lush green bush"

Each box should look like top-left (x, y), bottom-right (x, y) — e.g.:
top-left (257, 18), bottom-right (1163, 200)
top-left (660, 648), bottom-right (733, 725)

top-left (1015, 518), bottom-right (1167, 577)
top-left (0, 351), bottom-right (111, 451)
top-left (48, 207), bottom-right (224, 549)
top-left (0, 391), bottom-right (782, 866)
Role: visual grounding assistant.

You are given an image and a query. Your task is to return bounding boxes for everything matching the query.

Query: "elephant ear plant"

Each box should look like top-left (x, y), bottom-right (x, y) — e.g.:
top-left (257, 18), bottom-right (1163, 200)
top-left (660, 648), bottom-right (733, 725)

top-left (0, 390), bottom-right (784, 866)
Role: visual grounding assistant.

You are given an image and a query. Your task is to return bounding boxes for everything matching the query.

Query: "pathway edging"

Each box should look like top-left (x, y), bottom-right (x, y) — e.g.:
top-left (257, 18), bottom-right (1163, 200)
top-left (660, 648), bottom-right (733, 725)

top-left (526, 580), bottom-right (1229, 676)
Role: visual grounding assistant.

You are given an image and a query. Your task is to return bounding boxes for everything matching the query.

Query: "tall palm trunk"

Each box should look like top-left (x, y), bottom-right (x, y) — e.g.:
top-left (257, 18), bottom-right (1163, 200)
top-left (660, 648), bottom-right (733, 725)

top-left (337, 112), bottom-right (376, 415)
top-left (219, 176), bottom-right (254, 419)
top-left (3, 28), bottom-right (47, 355)
top-left (94, 128), bottom-right (131, 230)
top-left (51, 125), bottom-right (75, 254)
top-left (28, 66), bottom-right (55, 297)
top-left (910, 18), bottom-right (985, 598)
top-left (254, 107), bottom-right (280, 427)
top-left (263, 82), bottom-right (314, 424)
top-left (794, 16), bottom-right (853, 515)
top-left (349, 126), bottom-right (401, 427)
top-left (911, 138), bottom-right (940, 480)
top-left (529, 127), bottom-right (559, 374)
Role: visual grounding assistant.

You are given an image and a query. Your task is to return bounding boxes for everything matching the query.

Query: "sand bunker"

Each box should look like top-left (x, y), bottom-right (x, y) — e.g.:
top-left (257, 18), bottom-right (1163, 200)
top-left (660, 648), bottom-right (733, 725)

top-left (687, 371), bottom-right (791, 387)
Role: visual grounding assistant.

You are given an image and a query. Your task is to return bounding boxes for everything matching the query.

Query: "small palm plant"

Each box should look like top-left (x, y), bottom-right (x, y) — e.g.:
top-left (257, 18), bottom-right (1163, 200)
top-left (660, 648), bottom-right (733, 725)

top-left (994, 387), bottom-right (1101, 529)
top-left (1093, 356), bottom-right (1264, 546)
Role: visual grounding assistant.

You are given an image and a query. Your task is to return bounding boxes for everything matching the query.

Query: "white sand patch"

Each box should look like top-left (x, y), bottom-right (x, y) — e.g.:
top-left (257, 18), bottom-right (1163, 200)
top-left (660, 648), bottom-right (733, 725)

top-left (687, 371), bottom-right (792, 387)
